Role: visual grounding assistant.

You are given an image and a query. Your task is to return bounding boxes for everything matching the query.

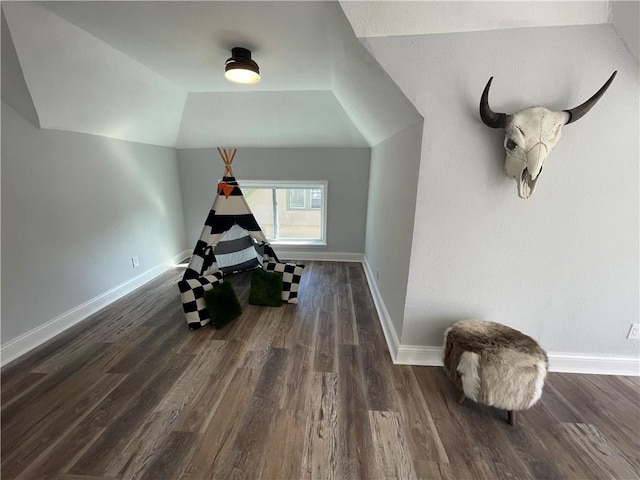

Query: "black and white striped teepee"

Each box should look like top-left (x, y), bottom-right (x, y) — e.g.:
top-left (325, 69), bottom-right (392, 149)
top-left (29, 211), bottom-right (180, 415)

top-left (179, 148), bottom-right (279, 329)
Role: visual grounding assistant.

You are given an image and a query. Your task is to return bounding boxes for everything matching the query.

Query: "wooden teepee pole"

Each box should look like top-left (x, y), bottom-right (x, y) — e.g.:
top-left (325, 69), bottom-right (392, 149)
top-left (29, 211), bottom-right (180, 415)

top-left (217, 147), bottom-right (237, 177)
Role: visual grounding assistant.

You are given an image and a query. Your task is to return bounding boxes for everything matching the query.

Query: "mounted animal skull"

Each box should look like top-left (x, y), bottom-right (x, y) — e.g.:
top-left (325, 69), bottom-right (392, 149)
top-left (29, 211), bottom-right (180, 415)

top-left (480, 72), bottom-right (617, 199)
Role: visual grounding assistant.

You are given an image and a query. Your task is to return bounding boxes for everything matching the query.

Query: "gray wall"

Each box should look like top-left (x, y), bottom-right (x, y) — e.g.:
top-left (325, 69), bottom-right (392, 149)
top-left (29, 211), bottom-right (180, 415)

top-left (365, 121), bottom-right (423, 336)
top-left (611, 1), bottom-right (639, 64)
top-left (328, 1), bottom-right (422, 146)
top-left (1, 101), bottom-right (187, 343)
top-left (1, 10), bottom-right (39, 129)
top-left (363, 24), bottom-right (639, 357)
top-left (177, 147), bottom-right (370, 255)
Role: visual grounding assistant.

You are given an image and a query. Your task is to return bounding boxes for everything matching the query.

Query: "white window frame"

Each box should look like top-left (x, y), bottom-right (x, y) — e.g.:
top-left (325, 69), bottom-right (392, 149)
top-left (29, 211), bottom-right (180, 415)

top-left (239, 180), bottom-right (327, 246)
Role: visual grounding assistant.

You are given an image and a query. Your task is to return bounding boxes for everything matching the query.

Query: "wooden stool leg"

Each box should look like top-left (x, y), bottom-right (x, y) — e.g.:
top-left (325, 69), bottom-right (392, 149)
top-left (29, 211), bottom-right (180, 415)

top-left (457, 391), bottom-right (466, 404)
top-left (507, 410), bottom-right (515, 425)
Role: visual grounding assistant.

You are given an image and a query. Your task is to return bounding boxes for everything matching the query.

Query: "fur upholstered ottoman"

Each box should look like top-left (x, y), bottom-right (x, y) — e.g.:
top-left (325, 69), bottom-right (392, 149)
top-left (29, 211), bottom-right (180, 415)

top-left (443, 319), bottom-right (548, 425)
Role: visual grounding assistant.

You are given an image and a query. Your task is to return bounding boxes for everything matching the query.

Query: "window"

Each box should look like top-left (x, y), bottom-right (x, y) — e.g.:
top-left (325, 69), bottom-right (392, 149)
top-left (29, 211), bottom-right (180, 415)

top-left (287, 189), bottom-right (323, 210)
top-left (241, 181), bottom-right (327, 245)
top-left (288, 189), bottom-right (307, 209)
top-left (310, 189), bottom-right (322, 209)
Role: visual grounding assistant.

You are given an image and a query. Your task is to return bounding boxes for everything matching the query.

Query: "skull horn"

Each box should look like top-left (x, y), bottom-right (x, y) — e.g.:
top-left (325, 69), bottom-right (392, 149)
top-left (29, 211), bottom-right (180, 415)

top-left (480, 77), bottom-right (510, 129)
top-left (564, 71), bottom-right (617, 124)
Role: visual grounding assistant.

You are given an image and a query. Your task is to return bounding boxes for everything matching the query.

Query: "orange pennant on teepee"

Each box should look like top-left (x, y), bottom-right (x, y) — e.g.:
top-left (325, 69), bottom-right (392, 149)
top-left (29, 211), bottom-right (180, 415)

top-left (217, 181), bottom-right (235, 199)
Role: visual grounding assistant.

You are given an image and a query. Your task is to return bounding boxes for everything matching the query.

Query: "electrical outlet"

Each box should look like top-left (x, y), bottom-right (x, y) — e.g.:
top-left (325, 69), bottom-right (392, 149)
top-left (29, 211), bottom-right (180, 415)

top-left (131, 256), bottom-right (140, 268)
top-left (627, 324), bottom-right (640, 340)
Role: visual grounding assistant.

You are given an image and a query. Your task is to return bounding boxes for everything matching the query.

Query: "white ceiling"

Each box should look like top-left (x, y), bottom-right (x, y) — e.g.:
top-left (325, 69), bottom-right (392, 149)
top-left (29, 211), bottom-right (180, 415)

top-left (39, 1), bottom-right (335, 93)
top-left (339, 1), bottom-right (611, 38)
top-left (2, 1), bottom-right (622, 149)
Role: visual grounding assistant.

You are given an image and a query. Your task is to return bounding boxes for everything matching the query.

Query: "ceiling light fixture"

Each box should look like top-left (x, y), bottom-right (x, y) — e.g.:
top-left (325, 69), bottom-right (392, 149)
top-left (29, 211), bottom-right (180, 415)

top-left (224, 47), bottom-right (260, 84)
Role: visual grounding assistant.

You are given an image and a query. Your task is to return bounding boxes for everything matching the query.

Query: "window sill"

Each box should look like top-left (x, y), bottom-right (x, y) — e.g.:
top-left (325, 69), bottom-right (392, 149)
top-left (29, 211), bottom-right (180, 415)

top-left (269, 240), bottom-right (327, 247)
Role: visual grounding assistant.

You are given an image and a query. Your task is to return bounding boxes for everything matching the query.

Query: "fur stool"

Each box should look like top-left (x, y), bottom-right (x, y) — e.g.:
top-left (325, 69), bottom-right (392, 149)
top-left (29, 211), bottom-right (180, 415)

top-left (443, 319), bottom-right (548, 425)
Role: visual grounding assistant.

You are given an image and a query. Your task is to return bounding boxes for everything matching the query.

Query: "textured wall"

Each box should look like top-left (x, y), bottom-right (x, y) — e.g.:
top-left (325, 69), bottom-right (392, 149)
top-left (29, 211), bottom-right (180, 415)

top-left (363, 24), bottom-right (639, 357)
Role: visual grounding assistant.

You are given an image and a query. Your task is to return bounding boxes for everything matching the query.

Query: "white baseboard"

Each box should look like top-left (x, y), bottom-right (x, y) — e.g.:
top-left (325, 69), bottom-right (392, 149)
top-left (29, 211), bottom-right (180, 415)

top-left (0, 249), bottom-right (190, 367)
top-left (395, 346), bottom-right (443, 366)
top-left (362, 257), bottom-right (400, 360)
top-left (5, 249), bottom-right (638, 378)
top-left (274, 250), bottom-right (365, 263)
top-left (360, 258), bottom-right (640, 377)
top-left (388, 345), bottom-right (640, 376)
top-left (547, 353), bottom-right (640, 376)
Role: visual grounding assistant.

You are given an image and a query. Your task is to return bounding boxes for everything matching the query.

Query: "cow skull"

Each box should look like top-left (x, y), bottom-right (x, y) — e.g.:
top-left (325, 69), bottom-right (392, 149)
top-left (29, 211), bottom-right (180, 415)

top-left (480, 72), bottom-right (617, 199)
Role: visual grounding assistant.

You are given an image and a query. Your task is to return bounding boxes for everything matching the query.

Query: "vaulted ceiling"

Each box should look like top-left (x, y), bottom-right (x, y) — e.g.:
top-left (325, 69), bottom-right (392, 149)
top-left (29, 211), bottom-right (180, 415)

top-left (2, 1), bottom-right (420, 148)
top-left (2, 1), bottom-right (626, 149)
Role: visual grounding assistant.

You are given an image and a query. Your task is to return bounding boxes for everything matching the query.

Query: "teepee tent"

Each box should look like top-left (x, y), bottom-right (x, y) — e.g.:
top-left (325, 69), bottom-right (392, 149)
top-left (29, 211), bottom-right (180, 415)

top-left (178, 148), bottom-right (279, 329)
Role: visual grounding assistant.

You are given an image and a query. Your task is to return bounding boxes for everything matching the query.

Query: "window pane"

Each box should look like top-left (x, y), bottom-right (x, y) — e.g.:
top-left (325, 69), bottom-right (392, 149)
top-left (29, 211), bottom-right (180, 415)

top-left (277, 189), bottom-right (321, 240)
top-left (240, 182), bottom-right (325, 244)
top-left (289, 189), bottom-right (306, 209)
top-left (243, 188), bottom-right (274, 238)
top-left (310, 188), bottom-right (322, 209)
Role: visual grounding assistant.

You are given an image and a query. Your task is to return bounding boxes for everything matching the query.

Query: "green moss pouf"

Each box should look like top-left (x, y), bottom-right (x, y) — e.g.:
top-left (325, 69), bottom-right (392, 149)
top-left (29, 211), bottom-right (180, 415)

top-left (204, 281), bottom-right (242, 329)
top-left (249, 269), bottom-right (283, 307)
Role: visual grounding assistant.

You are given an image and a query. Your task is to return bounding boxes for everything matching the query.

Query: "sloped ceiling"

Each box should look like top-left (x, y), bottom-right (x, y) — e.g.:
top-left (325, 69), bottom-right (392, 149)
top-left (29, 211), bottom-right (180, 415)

top-left (1, 1), bottom-right (420, 148)
top-left (339, 1), bottom-right (637, 65)
top-left (339, 1), bottom-right (611, 38)
top-left (3, 1), bottom-right (625, 149)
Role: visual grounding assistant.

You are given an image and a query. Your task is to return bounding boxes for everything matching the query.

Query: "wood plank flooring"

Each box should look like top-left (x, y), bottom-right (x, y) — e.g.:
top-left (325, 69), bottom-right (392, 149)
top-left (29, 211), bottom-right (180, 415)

top-left (2, 261), bottom-right (639, 479)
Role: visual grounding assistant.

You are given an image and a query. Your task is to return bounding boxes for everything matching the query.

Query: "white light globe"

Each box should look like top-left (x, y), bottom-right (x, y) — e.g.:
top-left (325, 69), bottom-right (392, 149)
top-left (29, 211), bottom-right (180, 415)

top-left (225, 68), bottom-right (260, 84)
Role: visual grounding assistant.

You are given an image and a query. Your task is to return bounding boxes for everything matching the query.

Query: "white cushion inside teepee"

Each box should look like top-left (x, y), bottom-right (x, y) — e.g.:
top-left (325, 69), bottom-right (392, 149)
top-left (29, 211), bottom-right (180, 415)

top-left (214, 224), bottom-right (263, 274)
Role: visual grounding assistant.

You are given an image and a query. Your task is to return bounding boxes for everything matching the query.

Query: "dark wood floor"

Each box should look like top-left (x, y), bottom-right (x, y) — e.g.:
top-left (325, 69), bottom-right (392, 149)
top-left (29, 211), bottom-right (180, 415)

top-left (2, 261), bottom-right (639, 480)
